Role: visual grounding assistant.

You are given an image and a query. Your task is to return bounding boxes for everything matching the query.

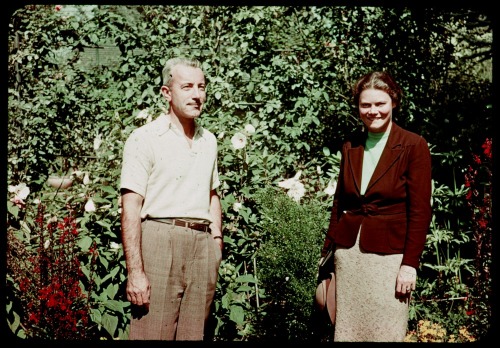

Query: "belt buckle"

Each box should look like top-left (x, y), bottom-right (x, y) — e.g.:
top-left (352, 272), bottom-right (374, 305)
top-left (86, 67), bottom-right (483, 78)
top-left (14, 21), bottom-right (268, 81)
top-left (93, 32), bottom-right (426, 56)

top-left (191, 222), bottom-right (205, 232)
top-left (176, 219), bottom-right (189, 228)
top-left (177, 219), bottom-right (199, 230)
top-left (174, 219), bottom-right (208, 232)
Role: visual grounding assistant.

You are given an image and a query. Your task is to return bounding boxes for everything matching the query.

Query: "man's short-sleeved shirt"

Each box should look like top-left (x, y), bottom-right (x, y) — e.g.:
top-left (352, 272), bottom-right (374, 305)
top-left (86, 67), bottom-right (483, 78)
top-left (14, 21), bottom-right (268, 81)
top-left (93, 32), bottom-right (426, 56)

top-left (120, 113), bottom-right (220, 221)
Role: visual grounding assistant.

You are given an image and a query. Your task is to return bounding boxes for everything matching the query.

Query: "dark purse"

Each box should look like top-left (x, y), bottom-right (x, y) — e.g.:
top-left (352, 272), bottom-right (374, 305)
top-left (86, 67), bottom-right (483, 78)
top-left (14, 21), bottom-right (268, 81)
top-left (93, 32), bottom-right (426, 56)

top-left (315, 248), bottom-right (336, 325)
top-left (318, 248), bottom-right (334, 280)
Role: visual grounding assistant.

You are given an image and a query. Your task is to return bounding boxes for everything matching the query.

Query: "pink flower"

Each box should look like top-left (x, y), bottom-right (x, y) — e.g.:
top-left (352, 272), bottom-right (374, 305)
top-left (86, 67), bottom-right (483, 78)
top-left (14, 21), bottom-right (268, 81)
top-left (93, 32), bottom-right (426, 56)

top-left (55, 5), bottom-right (63, 11)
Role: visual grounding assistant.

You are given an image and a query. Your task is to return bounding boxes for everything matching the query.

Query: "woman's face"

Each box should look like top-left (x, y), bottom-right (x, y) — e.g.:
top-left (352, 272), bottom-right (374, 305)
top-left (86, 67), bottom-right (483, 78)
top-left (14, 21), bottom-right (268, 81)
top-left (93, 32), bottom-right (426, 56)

top-left (358, 88), bottom-right (395, 133)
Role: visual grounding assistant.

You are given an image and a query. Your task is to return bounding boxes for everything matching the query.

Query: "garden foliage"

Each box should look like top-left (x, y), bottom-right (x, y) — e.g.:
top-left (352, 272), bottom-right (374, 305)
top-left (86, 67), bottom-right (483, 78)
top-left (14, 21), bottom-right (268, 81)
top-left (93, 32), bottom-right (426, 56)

top-left (6, 5), bottom-right (493, 341)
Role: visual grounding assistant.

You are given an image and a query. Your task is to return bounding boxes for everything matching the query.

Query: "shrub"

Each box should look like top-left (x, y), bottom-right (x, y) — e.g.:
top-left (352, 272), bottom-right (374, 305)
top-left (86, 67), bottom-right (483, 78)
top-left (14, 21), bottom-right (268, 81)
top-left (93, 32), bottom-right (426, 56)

top-left (252, 187), bottom-right (330, 341)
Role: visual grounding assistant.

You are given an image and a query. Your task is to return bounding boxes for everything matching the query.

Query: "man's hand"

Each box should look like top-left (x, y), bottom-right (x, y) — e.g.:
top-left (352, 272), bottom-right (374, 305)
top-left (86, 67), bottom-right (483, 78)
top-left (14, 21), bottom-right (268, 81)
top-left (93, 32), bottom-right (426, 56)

top-left (126, 271), bottom-right (151, 308)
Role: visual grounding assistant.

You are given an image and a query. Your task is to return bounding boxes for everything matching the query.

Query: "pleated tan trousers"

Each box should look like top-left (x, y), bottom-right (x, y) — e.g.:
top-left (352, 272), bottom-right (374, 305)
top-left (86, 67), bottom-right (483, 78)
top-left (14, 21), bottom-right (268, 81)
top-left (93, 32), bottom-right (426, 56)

top-left (128, 220), bottom-right (222, 340)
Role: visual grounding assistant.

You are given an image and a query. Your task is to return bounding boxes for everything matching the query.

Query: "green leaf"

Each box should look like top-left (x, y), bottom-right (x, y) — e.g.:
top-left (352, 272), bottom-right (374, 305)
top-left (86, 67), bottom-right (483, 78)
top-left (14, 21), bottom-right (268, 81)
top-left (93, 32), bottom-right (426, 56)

top-left (99, 254), bottom-right (109, 268)
top-left (104, 299), bottom-right (127, 313)
top-left (90, 308), bottom-right (102, 324)
top-left (7, 201), bottom-right (19, 219)
top-left (102, 313), bottom-right (119, 337)
top-left (235, 274), bottom-right (256, 283)
top-left (80, 264), bottom-right (91, 279)
top-left (96, 220), bottom-right (112, 229)
top-left (229, 305), bottom-right (245, 325)
top-left (106, 283), bottom-right (119, 299)
top-left (101, 185), bottom-right (118, 195)
top-left (7, 309), bottom-right (21, 333)
top-left (78, 235), bottom-right (94, 251)
top-left (236, 285), bottom-right (253, 292)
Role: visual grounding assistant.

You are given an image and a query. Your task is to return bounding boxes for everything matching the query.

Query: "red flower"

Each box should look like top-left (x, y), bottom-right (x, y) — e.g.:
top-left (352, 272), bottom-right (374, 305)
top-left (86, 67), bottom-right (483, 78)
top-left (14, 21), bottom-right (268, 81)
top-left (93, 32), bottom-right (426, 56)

top-left (10, 203), bottom-right (93, 339)
top-left (29, 312), bottom-right (40, 324)
top-left (478, 218), bottom-right (488, 229)
top-left (20, 278), bottom-right (30, 292)
top-left (466, 190), bottom-right (472, 200)
top-left (47, 294), bottom-right (58, 308)
top-left (482, 138), bottom-right (492, 159)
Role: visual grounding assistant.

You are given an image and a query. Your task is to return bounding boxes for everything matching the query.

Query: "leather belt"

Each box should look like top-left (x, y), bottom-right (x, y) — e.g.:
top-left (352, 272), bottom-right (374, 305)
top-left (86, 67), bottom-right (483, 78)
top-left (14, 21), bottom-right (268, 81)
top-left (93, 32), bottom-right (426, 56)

top-left (351, 202), bottom-right (407, 216)
top-left (148, 218), bottom-right (210, 232)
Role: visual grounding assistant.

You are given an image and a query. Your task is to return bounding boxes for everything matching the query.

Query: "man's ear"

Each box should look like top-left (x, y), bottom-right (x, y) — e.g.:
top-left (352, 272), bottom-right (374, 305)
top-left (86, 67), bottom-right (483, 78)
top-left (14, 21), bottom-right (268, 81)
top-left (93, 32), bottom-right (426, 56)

top-left (160, 85), bottom-right (171, 100)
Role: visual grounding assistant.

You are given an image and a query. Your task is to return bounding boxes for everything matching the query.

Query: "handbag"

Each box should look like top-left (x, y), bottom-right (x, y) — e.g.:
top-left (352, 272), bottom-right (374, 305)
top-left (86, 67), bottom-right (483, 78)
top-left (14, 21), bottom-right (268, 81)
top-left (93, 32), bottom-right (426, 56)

top-left (315, 247), bottom-right (336, 325)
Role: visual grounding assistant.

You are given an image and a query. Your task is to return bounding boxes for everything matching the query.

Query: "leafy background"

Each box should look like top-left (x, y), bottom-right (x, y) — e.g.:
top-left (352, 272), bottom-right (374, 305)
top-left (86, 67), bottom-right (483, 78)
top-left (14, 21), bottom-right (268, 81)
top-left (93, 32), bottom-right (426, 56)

top-left (5, 4), bottom-right (493, 342)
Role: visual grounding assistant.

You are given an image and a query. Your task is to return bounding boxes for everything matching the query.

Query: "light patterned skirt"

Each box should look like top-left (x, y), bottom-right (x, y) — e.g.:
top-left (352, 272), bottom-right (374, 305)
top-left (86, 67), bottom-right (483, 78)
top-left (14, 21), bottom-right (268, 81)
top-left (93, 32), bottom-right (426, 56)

top-left (333, 228), bottom-right (409, 342)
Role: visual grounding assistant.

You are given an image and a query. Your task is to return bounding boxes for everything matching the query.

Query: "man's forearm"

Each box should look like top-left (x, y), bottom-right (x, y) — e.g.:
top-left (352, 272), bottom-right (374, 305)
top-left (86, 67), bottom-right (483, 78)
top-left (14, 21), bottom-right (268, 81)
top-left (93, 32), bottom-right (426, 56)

top-left (209, 190), bottom-right (222, 237)
top-left (121, 191), bottom-right (145, 274)
top-left (122, 217), bottom-right (144, 274)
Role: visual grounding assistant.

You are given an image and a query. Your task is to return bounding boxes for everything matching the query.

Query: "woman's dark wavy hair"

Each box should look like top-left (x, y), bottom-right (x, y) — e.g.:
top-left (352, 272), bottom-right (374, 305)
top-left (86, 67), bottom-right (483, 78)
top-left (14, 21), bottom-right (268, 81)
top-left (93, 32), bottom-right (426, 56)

top-left (352, 71), bottom-right (403, 111)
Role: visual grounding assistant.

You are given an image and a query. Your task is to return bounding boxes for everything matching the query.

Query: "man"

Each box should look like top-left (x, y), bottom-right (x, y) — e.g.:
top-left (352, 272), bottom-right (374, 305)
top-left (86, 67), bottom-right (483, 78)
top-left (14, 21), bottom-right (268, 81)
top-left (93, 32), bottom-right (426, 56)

top-left (120, 57), bottom-right (223, 340)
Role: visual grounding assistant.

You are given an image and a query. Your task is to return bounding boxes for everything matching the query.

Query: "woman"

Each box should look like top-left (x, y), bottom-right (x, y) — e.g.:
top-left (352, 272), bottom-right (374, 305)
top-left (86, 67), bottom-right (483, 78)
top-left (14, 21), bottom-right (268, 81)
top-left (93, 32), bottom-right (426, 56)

top-left (320, 71), bottom-right (432, 341)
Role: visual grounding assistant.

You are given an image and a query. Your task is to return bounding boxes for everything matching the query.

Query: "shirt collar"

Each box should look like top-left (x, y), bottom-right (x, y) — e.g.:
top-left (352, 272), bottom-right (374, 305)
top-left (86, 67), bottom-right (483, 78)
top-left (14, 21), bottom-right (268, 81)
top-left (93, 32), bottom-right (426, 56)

top-left (155, 112), bottom-right (203, 138)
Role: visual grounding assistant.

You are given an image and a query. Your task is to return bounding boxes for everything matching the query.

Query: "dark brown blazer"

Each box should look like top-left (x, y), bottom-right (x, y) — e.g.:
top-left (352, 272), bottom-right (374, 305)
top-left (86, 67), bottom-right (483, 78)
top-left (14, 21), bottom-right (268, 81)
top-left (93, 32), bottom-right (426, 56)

top-left (322, 123), bottom-right (432, 269)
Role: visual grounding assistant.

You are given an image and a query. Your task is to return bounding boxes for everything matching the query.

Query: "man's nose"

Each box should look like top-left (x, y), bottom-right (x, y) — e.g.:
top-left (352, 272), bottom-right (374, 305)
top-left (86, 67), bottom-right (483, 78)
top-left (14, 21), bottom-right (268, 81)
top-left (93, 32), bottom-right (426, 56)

top-left (191, 88), bottom-right (202, 98)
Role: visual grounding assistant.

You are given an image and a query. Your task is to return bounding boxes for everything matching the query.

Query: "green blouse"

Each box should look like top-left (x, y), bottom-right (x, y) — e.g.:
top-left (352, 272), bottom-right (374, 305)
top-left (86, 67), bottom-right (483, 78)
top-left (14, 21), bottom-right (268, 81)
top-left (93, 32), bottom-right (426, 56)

top-left (360, 129), bottom-right (390, 195)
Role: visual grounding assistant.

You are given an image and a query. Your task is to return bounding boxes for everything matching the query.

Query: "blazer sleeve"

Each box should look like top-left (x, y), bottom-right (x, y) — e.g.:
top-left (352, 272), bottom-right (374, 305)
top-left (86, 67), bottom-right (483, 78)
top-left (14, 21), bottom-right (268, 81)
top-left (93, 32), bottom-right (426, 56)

top-left (401, 135), bottom-right (432, 268)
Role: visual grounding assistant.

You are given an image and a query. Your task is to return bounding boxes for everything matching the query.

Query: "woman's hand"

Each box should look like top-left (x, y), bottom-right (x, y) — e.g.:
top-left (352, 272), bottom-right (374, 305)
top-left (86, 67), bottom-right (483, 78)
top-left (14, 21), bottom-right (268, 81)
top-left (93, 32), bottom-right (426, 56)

top-left (396, 265), bottom-right (416, 295)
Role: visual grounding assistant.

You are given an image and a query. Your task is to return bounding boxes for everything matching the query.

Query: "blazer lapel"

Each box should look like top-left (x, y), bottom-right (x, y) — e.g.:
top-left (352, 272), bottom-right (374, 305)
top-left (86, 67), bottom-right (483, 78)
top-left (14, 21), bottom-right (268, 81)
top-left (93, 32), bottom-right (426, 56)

top-left (347, 146), bottom-right (364, 194)
top-left (366, 124), bottom-right (404, 192)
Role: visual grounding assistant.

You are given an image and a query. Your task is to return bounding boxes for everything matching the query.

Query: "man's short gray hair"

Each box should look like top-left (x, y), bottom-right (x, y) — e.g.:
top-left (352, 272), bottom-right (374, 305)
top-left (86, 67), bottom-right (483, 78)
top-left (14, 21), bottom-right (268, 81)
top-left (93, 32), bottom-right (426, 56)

top-left (162, 57), bottom-right (202, 87)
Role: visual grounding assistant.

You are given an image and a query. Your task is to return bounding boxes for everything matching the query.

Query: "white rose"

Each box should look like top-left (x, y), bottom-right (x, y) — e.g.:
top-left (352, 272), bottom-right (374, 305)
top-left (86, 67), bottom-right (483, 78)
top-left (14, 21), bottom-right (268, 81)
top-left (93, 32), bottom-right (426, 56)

top-left (287, 181), bottom-right (305, 203)
top-left (137, 109), bottom-right (149, 119)
top-left (16, 183), bottom-right (30, 200)
top-left (244, 124), bottom-right (256, 134)
top-left (324, 179), bottom-right (337, 196)
top-left (233, 202), bottom-right (243, 212)
top-left (93, 133), bottom-right (103, 151)
top-left (85, 198), bottom-right (96, 212)
top-left (278, 171), bottom-right (302, 189)
top-left (83, 172), bottom-right (90, 185)
top-left (231, 132), bottom-right (247, 149)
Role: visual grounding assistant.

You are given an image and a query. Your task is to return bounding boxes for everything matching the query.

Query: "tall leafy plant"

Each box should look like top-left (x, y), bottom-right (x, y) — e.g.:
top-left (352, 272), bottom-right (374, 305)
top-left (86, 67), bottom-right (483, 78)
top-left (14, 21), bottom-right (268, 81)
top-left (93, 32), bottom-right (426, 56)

top-left (464, 138), bottom-right (493, 339)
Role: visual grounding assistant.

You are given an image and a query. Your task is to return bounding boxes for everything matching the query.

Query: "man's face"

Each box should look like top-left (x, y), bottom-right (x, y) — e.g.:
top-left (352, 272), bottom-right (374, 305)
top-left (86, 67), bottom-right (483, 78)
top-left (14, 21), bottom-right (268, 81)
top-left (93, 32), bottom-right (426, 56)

top-left (164, 65), bottom-right (206, 120)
